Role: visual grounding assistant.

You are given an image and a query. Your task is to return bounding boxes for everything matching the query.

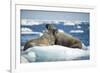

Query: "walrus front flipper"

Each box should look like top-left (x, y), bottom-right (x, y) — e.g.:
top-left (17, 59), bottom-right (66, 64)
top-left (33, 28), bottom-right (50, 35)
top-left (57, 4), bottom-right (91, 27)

top-left (23, 44), bottom-right (32, 51)
top-left (23, 41), bottom-right (34, 51)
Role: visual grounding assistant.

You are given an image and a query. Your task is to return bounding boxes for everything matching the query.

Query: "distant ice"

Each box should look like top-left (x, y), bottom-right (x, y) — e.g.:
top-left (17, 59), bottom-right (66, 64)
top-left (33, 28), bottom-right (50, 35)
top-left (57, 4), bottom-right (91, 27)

top-left (21, 31), bottom-right (43, 36)
top-left (58, 29), bottom-right (64, 33)
top-left (77, 26), bottom-right (81, 29)
top-left (21, 27), bottom-right (43, 36)
top-left (21, 19), bottom-right (42, 26)
top-left (63, 20), bottom-right (82, 26)
top-left (21, 27), bottom-right (32, 32)
top-left (70, 30), bottom-right (84, 33)
top-left (64, 22), bottom-right (75, 26)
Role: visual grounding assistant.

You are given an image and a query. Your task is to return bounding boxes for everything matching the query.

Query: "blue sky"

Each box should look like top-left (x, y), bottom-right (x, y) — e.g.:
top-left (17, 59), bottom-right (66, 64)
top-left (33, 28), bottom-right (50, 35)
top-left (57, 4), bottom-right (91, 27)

top-left (21, 10), bottom-right (89, 22)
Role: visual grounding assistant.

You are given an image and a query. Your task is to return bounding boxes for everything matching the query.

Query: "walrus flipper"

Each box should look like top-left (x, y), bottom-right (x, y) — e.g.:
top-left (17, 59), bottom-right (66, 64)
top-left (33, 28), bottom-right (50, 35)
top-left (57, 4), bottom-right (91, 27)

top-left (23, 41), bottom-right (34, 51)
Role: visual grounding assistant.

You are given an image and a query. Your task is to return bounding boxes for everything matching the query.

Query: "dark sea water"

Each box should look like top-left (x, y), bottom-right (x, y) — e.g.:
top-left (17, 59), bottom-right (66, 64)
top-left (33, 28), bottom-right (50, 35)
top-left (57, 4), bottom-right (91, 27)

top-left (21, 22), bottom-right (89, 47)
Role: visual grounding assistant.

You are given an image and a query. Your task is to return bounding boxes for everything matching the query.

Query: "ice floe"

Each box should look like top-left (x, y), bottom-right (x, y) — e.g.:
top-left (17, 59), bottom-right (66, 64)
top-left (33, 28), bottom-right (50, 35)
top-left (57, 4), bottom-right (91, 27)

top-left (21, 45), bottom-right (89, 62)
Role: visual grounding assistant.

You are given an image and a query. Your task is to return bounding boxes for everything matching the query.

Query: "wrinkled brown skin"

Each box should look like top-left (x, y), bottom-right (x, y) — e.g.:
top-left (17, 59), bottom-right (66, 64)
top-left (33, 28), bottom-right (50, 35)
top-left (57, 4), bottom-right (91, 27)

top-left (23, 30), bottom-right (55, 51)
top-left (23, 29), bottom-right (82, 51)
top-left (53, 29), bottom-right (82, 49)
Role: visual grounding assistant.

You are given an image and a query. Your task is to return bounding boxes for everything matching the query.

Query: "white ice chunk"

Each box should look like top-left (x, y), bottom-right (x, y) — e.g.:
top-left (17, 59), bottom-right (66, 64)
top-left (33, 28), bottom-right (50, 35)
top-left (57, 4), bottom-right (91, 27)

top-left (21, 45), bottom-right (89, 62)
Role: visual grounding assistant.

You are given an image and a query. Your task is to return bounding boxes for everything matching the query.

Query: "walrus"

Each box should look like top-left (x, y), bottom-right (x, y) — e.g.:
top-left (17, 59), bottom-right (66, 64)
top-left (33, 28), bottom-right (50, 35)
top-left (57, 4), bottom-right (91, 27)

top-left (53, 29), bottom-right (82, 49)
top-left (45, 24), bottom-right (82, 49)
top-left (23, 24), bottom-right (82, 51)
top-left (23, 30), bottom-right (55, 51)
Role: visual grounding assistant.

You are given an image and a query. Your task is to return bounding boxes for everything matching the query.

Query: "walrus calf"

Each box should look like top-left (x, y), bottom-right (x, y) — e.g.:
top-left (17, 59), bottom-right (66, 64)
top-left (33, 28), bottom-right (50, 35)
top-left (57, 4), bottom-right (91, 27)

top-left (53, 29), bottom-right (82, 49)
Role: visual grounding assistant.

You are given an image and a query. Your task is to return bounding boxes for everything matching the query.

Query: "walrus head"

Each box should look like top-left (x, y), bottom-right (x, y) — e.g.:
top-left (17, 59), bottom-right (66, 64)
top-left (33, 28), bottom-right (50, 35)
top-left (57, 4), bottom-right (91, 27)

top-left (45, 24), bottom-right (58, 35)
top-left (45, 24), bottom-right (56, 30)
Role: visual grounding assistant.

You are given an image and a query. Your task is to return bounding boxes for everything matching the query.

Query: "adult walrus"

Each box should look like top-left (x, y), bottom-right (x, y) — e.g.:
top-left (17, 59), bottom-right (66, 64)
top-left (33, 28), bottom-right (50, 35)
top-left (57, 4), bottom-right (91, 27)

top-left (23, 30), bottom-right (55, 51)
top-left (23, 24), bottom-right (82, 51)
top-left (46, 24), bottom-right (82, 49)
top-left (54, 29), bottom-right (82, 49)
